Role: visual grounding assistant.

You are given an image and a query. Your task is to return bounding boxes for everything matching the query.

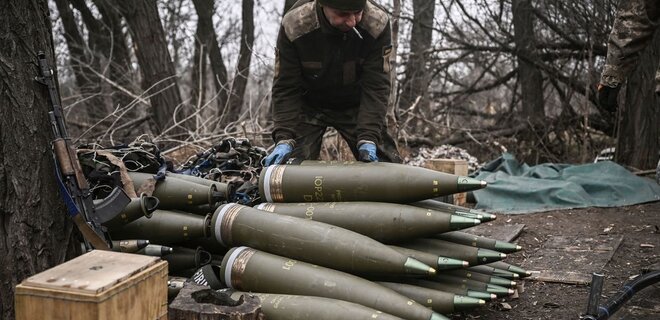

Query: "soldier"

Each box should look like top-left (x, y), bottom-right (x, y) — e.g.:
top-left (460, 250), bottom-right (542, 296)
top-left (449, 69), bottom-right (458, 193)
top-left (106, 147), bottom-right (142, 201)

top-left (597, 0), bottom-right (660, 184)
top-left (264, 0), bottom-right (402, 166)
top-left (598, 0), bottom-right (659, 110)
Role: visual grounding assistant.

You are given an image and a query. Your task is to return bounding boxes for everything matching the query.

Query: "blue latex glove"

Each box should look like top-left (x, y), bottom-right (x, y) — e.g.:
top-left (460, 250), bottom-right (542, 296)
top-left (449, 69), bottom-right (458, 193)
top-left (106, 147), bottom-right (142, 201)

top-left (357, 141), bottom-right (378, 162)
top-left (264, 141), bottom-right (293, 166)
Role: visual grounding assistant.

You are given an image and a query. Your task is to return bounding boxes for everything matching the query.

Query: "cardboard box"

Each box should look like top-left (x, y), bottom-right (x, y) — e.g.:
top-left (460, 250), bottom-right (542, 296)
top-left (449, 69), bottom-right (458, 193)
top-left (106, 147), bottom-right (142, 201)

top-left (15, 250), bottom-right (168, 320)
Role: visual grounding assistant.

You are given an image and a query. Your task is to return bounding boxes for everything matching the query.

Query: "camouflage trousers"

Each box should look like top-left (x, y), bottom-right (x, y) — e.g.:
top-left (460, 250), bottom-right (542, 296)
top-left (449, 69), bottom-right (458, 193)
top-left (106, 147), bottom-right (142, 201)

top-left (288, 106), bottom-right (402, 163)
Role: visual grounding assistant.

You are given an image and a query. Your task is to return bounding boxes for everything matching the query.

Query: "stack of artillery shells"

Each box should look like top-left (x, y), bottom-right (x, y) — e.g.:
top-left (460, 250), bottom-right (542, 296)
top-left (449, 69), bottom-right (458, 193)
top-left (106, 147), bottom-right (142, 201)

top-left (108, 161), bottom-right (531, 320)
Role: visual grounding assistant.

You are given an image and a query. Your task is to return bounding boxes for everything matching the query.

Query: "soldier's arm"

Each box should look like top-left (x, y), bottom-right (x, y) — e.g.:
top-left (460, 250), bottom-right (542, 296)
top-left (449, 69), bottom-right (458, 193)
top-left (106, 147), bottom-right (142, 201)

top-left (357, 20), bottom-right (392, 144)
top-left (271, 25), bottom-right (306, 143)
top-left (601, 0), bottom-right (660, 87)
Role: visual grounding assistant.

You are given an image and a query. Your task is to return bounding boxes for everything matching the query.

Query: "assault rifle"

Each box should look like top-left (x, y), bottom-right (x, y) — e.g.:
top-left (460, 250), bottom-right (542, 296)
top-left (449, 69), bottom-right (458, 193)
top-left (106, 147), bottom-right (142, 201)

top-left (35, 51), bottom-right (130, 250)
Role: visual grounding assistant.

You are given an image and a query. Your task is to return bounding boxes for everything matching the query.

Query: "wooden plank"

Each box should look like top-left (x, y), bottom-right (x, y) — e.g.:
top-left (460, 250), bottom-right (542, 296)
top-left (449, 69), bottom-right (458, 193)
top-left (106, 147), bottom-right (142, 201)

top-left (20, 250), bottom-right (158, 294)
top-left (464, 223), bottom-right (525, 243)
top-left (528, 271), bottom-right (591, 285)
top-left (523, 235), bottom-right (623, 285)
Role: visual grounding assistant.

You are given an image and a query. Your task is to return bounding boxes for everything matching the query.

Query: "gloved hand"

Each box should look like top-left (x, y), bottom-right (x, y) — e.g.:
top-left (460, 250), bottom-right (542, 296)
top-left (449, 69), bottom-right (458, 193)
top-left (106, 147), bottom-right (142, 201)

top-left (597, 83), bottom-right (620, 114)
top-left (357, 141), bottom-right (378, 162)
top-left (264, 140), bottom-right (293, 166)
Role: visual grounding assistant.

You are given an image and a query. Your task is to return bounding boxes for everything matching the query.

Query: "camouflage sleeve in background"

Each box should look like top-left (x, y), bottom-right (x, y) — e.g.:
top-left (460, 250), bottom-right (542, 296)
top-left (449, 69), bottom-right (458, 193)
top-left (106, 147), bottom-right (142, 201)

top-left (600, 0), bottom-right (660, 87)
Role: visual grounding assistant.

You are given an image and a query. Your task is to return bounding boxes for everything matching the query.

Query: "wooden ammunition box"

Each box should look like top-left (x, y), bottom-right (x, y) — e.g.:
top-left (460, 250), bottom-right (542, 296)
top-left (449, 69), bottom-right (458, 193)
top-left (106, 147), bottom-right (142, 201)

top-left (425, 158), bottom-right (469, 206)
top-left (15, 250), bottom-right (168, 320)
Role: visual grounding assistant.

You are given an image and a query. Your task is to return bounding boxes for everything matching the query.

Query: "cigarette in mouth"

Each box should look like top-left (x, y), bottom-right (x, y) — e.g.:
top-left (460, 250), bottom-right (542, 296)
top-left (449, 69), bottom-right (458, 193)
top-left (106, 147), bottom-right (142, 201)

top-left (353, 27), bottom-right (363, 39)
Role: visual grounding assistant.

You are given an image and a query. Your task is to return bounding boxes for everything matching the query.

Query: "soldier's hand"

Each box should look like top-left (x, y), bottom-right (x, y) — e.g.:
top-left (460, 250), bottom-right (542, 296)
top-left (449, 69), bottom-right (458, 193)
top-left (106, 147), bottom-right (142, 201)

top-left (597, 83), bottom-right (620, 114)
top-left (264, 140), bottom-right (294, 166)
top-left (357, 141), bottom-right (378, 162)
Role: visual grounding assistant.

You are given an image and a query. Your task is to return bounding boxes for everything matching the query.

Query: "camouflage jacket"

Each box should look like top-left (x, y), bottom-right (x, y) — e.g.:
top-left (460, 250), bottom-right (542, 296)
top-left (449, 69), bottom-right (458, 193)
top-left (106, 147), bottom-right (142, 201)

top-left (271, 0), bottom-right (392, 144)
top-left (601, 0), bottom-right (660, 88)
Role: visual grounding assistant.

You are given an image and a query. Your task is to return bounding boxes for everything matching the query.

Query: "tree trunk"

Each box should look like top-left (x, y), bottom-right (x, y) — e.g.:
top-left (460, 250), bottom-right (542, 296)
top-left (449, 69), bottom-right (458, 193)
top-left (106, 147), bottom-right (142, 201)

top-left (110, 0), bottom-right (190, 138)
top-left (191, 0), bottom-right (229, 116)
top-left (53, 0), bottom-right (106, 122)
top-left (190, 24), bottom-right (209, 115)
top-left (221, 0), bottom-right (255, 126)
top-left (71, 0), bottom-right (134, 113)
top-left (512, 0), bottom-right (545, 121)
top-left (616, 29), bottom-right (660, 169)
top-left (0, 1), bottom-right (80, 318)
top-left (387, 0), bottom-right (402, 141)
top-left (399, 0), bottom-right (435, 133)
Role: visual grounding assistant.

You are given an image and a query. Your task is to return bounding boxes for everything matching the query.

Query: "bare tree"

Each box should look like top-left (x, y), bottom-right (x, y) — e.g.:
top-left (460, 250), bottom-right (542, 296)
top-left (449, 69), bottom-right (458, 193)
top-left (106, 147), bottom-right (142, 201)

top-left (0, 1), bottom-right (79, 318)
top-left (512, 0), bottom-right (544, 121)
top-left (191, 0), bottom-right (230, 113)
top-left (109, 0), bottom-right (191, 138)
top-left (53, 0), bottom-right (108, 120)
top-left (399, 0), bottom-right (436, 135)
top-left (220, 0), bottom-right (255, 126)
top-left (71, 0), bottom-right (134, 112)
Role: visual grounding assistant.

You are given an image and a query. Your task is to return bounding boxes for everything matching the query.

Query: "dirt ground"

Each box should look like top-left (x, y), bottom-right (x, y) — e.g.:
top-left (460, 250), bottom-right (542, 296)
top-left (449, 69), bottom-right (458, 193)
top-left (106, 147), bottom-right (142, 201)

top-left (452, 199), bottom-right (660, 320)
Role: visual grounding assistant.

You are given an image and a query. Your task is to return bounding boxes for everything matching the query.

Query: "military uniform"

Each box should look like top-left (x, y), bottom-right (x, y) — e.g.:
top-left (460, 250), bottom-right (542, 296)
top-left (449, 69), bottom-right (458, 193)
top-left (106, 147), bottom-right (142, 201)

top-left (271, 0), bottom-right (401, 162)
top-left (600, 0), bottom-right (660, 89)
top-left (599, 0), bottom-right (660, 184)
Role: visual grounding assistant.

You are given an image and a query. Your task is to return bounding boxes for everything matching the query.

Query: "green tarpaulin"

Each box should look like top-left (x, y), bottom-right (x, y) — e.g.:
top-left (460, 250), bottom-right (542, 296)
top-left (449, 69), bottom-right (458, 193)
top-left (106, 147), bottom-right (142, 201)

top-left (471, 153), bottom-right (660, 214)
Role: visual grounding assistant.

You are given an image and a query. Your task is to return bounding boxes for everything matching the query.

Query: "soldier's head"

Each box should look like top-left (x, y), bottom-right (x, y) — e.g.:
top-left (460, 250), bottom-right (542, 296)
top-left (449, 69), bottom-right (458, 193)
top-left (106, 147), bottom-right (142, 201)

top-left (318, 0), bottom-right (366, 32)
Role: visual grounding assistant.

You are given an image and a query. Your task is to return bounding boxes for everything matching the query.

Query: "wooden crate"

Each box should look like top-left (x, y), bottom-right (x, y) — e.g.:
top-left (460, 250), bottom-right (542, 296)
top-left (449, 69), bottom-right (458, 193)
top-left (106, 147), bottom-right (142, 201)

top-left (424, 159), bottom-right (469, 206)
top-left (15, 250), bottom-right (168, 320)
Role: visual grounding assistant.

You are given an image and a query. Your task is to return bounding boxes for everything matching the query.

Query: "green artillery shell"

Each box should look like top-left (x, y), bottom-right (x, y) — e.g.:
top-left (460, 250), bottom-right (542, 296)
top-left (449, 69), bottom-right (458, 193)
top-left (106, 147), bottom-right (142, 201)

top-left (128, 172), bottom-right (222, 210)
top-left (109, 209), bottom-right (210, 244)
top-left (259, 162), bottom-right (487, 203)
top-left (183, 204), bottom-right (214, 216)
top-left (230, 292), bottom-right (405, 320)
top-left (212, 204), bottom-right (435, 276)
top-left (377, 282), bottom-right (485, 313)
top-left (468, 265), bottom-right (519, 279)
top-left (431, 275), bottom-right (514, 297)
top-left (180, 236), bottom-right (229, 255)
top-left (220, 247), bottom-right (448, 320)
top-left (434, 231), bottom-right (522, 253)
top-left (255, 202), bottom-right (480, 243)
top-left (137, 244), bottom-right (174, 257)
top-left (404, 279), bottom-right (498, 301)
top-left (102, 194), bottom-right (159, 229)
top-left (411, 199), bottom-right (497, 222)
top-left (165, 172), bottom-right (235, 202)
top-left (440, 269), bottom-right (517, 288)
top-left (399, 238), bottom-right (506, 266)
top-left (486, 261), bottom-right (532, 277)
top-left (110, 239), bottom-right (149, 253)
top-left (389, 246), bottom-right (469, 270)
top-left (163, 246), bottom-right (212, 273)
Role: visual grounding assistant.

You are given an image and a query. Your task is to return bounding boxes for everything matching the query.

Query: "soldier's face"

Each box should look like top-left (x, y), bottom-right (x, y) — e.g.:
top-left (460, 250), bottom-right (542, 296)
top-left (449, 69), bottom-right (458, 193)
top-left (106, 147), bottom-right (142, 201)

top-left (322, 6), bottom-right (363, 32)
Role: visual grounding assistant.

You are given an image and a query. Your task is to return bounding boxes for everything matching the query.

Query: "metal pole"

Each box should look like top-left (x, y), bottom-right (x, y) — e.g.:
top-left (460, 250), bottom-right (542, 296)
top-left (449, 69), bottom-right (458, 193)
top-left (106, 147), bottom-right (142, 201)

top-left (586, 272), bottom-right (605, 317)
